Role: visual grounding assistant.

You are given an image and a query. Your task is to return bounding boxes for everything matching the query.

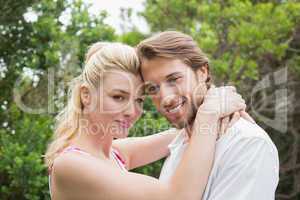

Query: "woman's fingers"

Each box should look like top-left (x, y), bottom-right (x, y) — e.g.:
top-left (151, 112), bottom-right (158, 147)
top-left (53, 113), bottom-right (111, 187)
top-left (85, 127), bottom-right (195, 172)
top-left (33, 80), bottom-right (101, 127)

top-left (201, 86), bottom-right (247, 118)
top-left (240, 110), bottom-right (256, 124)
top-left (228, 111), bottom-right (241, 128)
top-left (222, 93), bottom-right (245, 117)
top-left (220, 116), bottom-right (230, 136)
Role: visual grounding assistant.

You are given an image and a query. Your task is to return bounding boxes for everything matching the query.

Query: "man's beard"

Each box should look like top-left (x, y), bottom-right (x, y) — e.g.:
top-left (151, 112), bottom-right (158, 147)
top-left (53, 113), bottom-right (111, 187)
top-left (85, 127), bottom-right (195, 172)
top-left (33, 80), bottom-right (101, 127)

top-left (171, 99), bottom-right (198, 130)
top-left (172, 83), bottom-right (208, 131)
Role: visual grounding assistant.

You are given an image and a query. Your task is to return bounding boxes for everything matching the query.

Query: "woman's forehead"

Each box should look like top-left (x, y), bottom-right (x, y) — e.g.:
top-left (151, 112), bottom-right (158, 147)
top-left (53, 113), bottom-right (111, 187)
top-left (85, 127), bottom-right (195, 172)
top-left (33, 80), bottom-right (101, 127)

top-left (102, 70), bottom-right (144, 94)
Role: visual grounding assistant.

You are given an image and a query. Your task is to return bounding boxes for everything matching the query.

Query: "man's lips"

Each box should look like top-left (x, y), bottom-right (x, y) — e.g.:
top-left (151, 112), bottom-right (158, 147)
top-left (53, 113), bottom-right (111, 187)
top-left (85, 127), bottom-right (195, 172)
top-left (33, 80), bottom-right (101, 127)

top-left (165, 97), bottom-right (187, 114)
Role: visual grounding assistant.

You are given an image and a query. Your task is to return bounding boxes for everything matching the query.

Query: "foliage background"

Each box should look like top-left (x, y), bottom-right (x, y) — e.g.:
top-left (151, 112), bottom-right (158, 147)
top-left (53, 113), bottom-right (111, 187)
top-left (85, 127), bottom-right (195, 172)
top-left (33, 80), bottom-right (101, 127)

top-left (0, 0), bottom-right (299, 199)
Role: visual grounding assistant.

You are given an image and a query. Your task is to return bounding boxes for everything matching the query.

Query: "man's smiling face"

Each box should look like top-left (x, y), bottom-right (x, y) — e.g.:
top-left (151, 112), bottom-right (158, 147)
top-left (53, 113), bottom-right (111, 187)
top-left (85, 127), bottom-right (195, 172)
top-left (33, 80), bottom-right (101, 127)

top-left (141, 57), bottom-right (208, 129)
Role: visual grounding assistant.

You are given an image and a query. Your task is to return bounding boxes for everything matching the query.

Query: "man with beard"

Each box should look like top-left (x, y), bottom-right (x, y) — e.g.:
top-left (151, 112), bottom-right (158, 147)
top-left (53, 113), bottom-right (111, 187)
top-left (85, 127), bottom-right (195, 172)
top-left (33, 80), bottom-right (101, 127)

top-left (136, 31), bottom-right (279, 200)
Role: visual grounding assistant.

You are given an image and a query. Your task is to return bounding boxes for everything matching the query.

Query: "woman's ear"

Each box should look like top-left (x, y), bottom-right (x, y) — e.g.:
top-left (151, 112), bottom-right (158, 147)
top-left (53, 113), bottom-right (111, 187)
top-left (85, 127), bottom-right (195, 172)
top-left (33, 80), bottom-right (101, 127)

top-left (80, 84), bottom-right (91, 107)
top-left (196, 64), bottom-right (209, 83)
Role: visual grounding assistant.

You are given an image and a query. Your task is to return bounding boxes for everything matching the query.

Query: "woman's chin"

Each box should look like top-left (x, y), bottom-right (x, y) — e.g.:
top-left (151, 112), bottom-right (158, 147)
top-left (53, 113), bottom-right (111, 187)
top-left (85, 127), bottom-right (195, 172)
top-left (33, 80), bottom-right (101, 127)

top-left (112, 131), bottom-right (129, 139)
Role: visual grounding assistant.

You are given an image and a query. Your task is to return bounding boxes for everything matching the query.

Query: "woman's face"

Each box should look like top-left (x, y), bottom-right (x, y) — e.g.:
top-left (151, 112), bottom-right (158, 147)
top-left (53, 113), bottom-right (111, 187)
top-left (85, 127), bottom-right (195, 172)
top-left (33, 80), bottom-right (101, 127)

top-left (82, 70), bottom-right (144, 139)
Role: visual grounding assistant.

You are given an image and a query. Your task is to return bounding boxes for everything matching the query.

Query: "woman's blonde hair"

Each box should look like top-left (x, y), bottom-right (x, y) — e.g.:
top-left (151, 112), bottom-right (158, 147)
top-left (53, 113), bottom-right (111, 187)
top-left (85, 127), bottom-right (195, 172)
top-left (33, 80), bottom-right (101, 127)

top-left (44, 42), bottom-right (140, 168)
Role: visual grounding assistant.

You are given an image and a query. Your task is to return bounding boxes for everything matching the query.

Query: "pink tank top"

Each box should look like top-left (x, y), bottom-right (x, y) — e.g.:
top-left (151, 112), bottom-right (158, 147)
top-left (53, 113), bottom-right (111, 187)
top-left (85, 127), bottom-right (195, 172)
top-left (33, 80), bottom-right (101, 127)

top-left (48, 146), bottom-right (127, 198)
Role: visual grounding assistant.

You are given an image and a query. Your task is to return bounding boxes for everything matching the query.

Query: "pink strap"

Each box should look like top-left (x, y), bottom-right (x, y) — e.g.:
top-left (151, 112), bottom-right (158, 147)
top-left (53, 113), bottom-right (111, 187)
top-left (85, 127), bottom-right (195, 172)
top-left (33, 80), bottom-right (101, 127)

top-left (48, 146), bottom-right (127, 174)
top-left (112, 149), bottom-right (127, 170)
top-left (48, 146), bottom-right (91, 174)
top-left (62, 146), bottom-right (91, 156)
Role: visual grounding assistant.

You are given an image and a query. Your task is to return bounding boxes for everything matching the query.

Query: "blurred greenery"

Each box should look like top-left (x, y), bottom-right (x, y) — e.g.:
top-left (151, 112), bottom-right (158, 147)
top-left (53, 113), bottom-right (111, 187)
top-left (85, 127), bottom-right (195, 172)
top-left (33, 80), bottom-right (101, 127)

top-left (0, 0), bottom-right (299, 199)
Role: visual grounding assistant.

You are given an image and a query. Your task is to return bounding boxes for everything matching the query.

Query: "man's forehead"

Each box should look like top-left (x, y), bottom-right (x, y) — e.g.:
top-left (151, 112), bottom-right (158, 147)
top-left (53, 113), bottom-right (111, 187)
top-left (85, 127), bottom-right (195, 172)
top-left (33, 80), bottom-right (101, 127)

top-left (141, 58), bottom-right (189, 82)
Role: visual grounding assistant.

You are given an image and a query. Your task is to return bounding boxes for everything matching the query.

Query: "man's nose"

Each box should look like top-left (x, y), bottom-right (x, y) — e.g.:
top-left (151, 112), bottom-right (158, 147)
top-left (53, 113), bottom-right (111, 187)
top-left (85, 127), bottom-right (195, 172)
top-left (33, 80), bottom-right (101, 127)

top-left (159, 84), bottom-right (177, 109)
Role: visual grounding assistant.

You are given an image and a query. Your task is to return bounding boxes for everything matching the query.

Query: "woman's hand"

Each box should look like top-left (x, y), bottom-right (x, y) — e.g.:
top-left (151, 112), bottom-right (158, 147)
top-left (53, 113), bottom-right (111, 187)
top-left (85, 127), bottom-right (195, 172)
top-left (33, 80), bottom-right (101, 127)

top-left (198, 86), bottom-right (246, 118)
top-left (219, 110), bottom-right (256, 137)
top-left (201, 86), bottom-right (256, 137)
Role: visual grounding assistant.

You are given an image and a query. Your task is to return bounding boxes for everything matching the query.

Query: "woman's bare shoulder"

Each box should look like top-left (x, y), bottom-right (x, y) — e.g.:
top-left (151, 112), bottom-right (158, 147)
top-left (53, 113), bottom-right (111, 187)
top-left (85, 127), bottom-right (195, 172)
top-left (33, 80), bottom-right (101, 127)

top-left (52, 152), bottom-right (107, 185)
top-left (51, 152), bottom-right (124, 199)
top-left (51, 151), bottom-right (169, 200)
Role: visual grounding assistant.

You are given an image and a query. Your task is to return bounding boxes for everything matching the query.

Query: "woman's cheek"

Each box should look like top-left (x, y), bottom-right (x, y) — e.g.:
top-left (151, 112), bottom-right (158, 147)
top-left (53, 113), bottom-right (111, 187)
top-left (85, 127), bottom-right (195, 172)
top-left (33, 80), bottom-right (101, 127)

top-left (102, 97), bottom-right (122, 113)
top-left (136, 107), bottom-right (143, 117)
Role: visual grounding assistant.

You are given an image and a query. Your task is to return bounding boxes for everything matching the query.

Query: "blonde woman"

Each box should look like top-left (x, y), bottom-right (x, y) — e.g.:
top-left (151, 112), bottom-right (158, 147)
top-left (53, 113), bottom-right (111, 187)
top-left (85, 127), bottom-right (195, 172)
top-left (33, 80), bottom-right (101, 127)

top-left (44, 42), bottom-right (246, 200)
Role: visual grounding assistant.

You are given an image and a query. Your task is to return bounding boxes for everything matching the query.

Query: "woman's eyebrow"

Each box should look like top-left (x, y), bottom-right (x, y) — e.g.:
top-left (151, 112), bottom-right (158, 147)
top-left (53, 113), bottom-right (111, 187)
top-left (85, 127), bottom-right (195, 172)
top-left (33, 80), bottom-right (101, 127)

top-left (111, 89), bottom-right (130, 95)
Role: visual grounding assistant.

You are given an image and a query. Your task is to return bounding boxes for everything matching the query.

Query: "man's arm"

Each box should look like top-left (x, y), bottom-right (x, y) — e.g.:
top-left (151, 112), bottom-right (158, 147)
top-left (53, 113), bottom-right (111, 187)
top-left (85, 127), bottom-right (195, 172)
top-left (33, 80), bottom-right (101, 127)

top-left (205, 137), bottom-right (279, 200)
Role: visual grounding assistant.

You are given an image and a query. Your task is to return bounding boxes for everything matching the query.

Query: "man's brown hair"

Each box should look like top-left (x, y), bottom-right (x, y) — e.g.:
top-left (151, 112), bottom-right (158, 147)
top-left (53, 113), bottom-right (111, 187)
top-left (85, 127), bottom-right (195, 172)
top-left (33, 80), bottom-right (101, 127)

top-left (136, 31), bottom-right (211, 87)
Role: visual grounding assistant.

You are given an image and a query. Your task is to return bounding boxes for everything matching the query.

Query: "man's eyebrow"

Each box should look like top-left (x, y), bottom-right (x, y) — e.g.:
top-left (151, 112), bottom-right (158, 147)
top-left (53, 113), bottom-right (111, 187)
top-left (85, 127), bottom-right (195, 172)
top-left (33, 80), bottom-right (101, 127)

top-left (143, 81), bottom-right (157, 88)
top-left (165, 72), bottom-right (182, 79)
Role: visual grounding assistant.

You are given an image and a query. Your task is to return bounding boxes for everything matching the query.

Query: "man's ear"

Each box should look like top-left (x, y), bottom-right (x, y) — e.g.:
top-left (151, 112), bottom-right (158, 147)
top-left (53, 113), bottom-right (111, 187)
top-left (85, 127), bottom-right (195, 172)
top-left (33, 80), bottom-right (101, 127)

top-left (195, 64), bottom-right (209, 83)
top-left (80, 84), bottom-right (91, 107)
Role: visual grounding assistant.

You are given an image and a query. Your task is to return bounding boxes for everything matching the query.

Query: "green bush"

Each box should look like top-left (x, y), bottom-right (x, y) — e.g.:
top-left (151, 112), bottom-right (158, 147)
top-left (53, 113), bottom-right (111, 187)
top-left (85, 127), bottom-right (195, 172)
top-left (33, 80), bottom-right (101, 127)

top-left (0, 106), bottom-right (52, 199)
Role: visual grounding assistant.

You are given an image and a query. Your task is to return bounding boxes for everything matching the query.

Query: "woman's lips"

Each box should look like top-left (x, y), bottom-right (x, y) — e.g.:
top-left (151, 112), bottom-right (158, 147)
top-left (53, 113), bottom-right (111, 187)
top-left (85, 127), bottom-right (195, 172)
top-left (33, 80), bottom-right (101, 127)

top-left (116, 120), bottom-right (131, 129)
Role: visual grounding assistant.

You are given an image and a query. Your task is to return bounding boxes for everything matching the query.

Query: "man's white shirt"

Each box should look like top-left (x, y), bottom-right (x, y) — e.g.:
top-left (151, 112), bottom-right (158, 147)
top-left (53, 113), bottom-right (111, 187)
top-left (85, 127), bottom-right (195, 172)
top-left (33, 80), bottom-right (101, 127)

top-left (159, 118), bottom-right (279, 200)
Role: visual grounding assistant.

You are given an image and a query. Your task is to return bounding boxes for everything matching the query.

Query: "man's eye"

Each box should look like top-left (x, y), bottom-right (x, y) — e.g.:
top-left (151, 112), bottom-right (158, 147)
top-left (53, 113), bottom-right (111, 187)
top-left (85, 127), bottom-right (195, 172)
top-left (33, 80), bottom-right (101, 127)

top-left (136, 98), bottom-right (144, 105)
top-left (145, 85), bottom-right (159, 94)
top-left (113, 95), bottom-right (125, 101)
top-left (168, 77), bottom-right (180, 83)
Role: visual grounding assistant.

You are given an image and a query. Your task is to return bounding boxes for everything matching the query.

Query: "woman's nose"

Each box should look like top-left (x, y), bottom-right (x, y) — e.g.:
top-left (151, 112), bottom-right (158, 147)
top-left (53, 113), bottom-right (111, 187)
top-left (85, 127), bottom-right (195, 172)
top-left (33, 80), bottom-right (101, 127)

top-left (123, 101), bottom-right (137, 118)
